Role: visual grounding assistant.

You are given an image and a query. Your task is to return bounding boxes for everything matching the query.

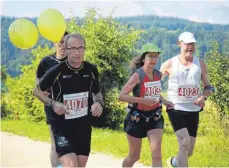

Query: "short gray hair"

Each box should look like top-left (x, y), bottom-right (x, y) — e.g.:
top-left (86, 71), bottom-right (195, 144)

top-left (64, 33), bottom-right (86, 48)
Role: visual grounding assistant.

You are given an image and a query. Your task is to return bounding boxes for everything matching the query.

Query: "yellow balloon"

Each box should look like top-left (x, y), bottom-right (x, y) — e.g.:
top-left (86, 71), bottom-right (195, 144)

top-left (8, 19), bottom-right (38, 49)
top-left (37, 8), bottom-right (66, 43)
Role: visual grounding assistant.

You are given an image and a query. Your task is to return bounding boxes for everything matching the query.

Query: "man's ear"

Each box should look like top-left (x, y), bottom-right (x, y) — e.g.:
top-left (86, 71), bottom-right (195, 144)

top-left (177, 41), bottom-right (181, 47)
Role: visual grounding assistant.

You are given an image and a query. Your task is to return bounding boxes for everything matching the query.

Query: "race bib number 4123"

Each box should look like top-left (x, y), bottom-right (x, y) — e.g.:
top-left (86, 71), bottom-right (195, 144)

top-left (63, 92), bottom-right (88, 119)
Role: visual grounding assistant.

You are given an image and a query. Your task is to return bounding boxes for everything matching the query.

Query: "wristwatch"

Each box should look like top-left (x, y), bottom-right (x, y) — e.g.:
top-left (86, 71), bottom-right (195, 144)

top-left (95, 100), bottom-right (104, 107)
top-left (46, 100), bottom-right (53, 107)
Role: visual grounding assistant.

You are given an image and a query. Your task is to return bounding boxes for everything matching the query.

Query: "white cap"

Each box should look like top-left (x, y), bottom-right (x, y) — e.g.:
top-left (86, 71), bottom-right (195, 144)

top-left (178, 32), bottom-right (197, 43)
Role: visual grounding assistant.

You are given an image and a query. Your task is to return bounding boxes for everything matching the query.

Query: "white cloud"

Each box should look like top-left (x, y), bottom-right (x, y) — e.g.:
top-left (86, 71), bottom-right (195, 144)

top-left (147, 1), bottom-right (229, 24)
top-left (111, 1), bottom-right (145, 17)
top-left (59, 1), bottom-right (145, 18)
top-left (1, 1), bottom-right (145, 18)
top-left (187, 15), bottom-right (216, 24)
top-left (151, 6), bottom-right (176, 17)
top-left (1, 0), bottom-right (229, 24)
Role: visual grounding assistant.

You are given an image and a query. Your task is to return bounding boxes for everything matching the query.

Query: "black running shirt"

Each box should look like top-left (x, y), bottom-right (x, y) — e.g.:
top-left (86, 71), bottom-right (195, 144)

top-left (38, 61), bottom-right (100, 123)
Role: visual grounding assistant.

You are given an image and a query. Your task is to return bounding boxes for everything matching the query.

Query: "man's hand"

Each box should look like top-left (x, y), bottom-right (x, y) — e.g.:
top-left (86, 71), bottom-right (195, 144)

top-left (52, 101), bottom-right (69, 115)
top-left (194, 96), bottom-right (205, 107)
top-left (91, 102), bottom-right (103, 117)
top-left (163, 99), bottom-right (174, 110)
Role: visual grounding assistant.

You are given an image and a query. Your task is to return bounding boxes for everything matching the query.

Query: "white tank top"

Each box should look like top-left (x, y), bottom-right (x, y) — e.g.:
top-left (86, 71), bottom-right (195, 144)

top-left (167, 55), bottom-right (202, 112)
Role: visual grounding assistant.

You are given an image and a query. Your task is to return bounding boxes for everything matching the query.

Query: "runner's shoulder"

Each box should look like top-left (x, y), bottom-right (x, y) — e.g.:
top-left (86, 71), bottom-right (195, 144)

top-left (161, 57), bottom-right (173, 70)
top-left (129, 71), bottom-right (140, 83)
top-left (47, 61), bottom-right (63, 74)
top-left (41, 53), bottom-right (56, 61)
top-left (198, 59), bottom-right (207, 73)
top-left (84, 61), bottom-right (98, 72)
top-left (39, 53), bottom-right (56, 64)
top-left (165, 57), bottom-right (173, 66)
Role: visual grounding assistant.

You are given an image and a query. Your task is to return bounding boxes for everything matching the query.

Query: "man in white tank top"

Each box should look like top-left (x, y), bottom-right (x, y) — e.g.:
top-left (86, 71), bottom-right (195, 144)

top-left (160, 32), bottom-right (214, 167)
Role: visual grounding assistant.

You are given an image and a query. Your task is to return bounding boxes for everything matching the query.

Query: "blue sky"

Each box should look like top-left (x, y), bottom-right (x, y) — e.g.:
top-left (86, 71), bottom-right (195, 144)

top-left (1, 0), bottom-right (229, 24)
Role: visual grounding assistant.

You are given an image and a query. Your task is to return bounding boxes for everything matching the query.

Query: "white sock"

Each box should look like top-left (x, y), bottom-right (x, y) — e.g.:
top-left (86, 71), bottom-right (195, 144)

top-left (172, 157), bottom-right (177, 167)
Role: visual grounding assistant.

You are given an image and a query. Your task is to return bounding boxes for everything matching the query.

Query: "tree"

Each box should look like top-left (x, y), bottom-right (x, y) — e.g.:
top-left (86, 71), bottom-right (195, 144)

top-left (2, 15), bottom-right (229, 77)
top-left (3, 9), bottom-right (142, 129)
top-left (1, 65), bottom-right (9, 117)
top-left (3, 46), bottom-right (54, 121)
top-left (205, 41), bottom-right (229, 127)
top-left (67, 9), bottom-right (143, 128)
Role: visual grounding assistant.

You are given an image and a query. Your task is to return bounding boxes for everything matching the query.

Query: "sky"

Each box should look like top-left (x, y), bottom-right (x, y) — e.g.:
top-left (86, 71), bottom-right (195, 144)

top-left (1, 0), bottom-right (229, 25)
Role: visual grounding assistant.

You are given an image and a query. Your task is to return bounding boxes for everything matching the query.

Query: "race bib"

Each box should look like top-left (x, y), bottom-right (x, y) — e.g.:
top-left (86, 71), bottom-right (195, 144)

top-left (177, 85), bottom-right (199, 103)
top-left (144, 81), bottom-right (161, 101)
top-left (63, 92), bottom-right (88, 119)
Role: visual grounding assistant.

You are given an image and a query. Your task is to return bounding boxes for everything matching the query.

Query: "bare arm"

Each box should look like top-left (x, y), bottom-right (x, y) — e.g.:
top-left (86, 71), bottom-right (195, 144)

top-left (34, 86), bottom-right (68, 115)
top-left (194, 60), bottom-right (214, 107)
top-left (33, 87), bottom-right (53, 106)
top-left (160, 94), bottom-right (174, 108)
top-left (118, 73), bottom-right (144, 103)
top-left (160, 59), bottom-right (172, 80)
top-left (36, 77), bottom-right (39, 85)
top-left (200, 60), bottom-right (213, 97)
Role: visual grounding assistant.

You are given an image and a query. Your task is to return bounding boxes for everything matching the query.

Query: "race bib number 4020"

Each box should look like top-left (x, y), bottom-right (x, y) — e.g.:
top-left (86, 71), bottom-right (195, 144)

top-left (63, 92), bottom-right (88, 119)
top-left (144, 81), bottom-right (161, 101)
top-left (177, 85), bottom-right (199, 103)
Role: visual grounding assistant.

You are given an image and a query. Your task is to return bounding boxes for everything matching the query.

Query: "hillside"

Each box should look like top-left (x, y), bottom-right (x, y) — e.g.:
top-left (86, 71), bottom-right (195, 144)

top-left (1, 15), bottom-right (229, 76)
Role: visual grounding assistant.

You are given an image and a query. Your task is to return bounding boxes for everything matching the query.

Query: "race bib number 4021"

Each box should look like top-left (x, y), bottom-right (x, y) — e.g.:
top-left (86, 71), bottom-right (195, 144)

top-left (177, 85), bottom-right (199, 103)
top-left (63, 92), bottom-right (88, 119)
top-left (144, 81), bottom-right (161, 101)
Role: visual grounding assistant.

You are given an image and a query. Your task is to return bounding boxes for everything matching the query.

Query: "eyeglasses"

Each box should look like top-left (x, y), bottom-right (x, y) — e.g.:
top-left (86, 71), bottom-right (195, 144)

top-left (181, 42), bottom-right (196, 46)
top-left (146, 55), bottom-right (159, 60)
top-left (66, 46), bottom-right (85, 52)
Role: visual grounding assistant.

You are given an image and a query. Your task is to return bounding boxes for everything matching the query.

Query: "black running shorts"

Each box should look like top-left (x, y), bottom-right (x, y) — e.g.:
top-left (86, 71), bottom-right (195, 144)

top-left (51, 116), bottom-right (92, 157)
top-left (124, 109), bottom-right (164, 138)
top-left (167, 109), bottom-right (200, 137)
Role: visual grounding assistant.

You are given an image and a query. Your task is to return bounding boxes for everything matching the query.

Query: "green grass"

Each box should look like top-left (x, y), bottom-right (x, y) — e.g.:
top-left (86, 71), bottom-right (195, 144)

top-left (2, 109), bottom-right (229, 167)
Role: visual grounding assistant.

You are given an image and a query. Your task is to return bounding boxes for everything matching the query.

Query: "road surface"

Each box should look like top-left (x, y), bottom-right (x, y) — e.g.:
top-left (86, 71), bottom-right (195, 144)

top-left (1, 132), bottom-right (146, 167)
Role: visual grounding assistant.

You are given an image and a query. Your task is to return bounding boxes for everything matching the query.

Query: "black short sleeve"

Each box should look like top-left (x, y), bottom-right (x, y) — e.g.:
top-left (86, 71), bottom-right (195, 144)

top-left (38, 64), bottom-right (61, 91)
top-left (91, 66), bottom-right (101, 94)
top-left (36, 57), bottom-right (47, 79)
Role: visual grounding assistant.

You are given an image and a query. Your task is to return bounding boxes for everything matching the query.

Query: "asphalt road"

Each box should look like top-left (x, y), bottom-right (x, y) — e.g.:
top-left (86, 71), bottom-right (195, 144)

top-left (1, 132), bottom-right (145, 167)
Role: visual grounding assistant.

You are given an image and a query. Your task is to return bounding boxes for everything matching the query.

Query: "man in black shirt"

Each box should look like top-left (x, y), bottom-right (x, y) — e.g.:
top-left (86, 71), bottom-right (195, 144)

top-left (34, 33), bottom-right (103, 167)
top-left (36, 31), bottom-right (69, 167)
